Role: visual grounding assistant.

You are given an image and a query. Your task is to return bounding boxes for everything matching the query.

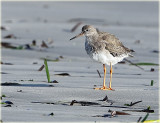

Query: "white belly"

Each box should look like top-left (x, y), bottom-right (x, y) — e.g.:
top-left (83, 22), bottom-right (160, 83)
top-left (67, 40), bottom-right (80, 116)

top-left (91, 52), bottom-right (128, 65)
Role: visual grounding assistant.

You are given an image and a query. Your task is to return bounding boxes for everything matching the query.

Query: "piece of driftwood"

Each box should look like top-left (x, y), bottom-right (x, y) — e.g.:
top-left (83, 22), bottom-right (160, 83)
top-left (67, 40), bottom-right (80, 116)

top-left (97, 70), bottom-right (101, 78)
top-left (3, 34), bottom-right (17, 39)
top-left (70, 22), bottom-right (82, 32)
top-left (41, 41), bottom-right (48, 48)
top-left (38, 64), bottom-right (45, 71)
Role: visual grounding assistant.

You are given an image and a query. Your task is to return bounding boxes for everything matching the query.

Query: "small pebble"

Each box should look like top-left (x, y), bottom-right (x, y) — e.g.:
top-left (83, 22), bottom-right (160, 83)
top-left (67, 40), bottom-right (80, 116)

top-left (111, 111), bottom-right (116, 116)
top-left (150, 68), bottom-right (154, 72)
top-left (33, 62), bottom-right (38, 64)
top-left (17, 90), bottom-right (22, 92)
top-left (134, 40), bottom-right (140, 44)
top-left (49, 112), bottom-right (54, 116)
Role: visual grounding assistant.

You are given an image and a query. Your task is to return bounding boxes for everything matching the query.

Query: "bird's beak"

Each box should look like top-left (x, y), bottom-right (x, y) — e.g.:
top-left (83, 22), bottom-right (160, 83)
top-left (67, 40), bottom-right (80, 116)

top-left (70, 32), bottom-right (84, 40)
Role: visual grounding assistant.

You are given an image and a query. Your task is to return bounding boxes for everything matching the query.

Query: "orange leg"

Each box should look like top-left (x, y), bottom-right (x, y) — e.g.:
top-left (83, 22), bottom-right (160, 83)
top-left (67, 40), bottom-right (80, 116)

top-left (108, 62), bottom-right (114, 90)
top-left (95, 64), bottom-right (110, 90)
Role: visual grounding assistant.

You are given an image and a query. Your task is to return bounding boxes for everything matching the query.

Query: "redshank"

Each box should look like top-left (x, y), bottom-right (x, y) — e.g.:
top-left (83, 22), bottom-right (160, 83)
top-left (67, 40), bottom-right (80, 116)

top-left (70, 25), bottom-right (134, 90)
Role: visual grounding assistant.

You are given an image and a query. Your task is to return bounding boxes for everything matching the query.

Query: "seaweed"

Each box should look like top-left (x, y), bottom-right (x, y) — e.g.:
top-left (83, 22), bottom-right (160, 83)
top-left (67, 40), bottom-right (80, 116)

top-left (124, 100), bottom-right (142, 106)
top-left (54, 73), bottom-right (70, 76)
top-left (1, 82), bottom-right (21, 86)
top-left (150, 80), bottom-right (154, 86)
top-left (40, 58), bottom-right (59, 62)
top-left (70, 100), bottom-right (100, 106)
top-left (132, 62), bottom-right (159, 66)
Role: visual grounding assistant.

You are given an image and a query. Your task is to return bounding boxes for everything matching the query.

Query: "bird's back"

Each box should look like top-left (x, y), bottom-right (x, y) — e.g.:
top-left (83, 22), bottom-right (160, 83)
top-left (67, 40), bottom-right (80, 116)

top-left (97, 31), bottom-right (134, 57)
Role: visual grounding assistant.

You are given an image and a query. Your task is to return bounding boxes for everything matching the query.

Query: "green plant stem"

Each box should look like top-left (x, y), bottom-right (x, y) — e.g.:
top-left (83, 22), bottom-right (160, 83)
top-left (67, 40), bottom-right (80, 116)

top-left (44, 59), bottom-right (50, 83)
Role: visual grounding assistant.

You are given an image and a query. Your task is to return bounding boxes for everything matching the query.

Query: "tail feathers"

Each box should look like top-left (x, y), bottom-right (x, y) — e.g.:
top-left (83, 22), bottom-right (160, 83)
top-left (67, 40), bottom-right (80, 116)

top-left (128, 49), bottom-right (135, 57)
top-left (130, 49), bottom-right (135, 52)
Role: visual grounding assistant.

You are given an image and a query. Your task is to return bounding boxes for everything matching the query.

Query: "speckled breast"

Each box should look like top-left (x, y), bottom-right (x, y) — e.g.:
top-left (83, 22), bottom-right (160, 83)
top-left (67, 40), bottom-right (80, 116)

top-left (85, 40), bottom-right (95, 57)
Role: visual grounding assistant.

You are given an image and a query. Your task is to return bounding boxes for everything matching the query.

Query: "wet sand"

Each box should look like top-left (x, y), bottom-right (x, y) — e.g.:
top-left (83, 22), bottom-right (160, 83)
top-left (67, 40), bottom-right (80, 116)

top-left (1, 1), bottom-right (159, 122)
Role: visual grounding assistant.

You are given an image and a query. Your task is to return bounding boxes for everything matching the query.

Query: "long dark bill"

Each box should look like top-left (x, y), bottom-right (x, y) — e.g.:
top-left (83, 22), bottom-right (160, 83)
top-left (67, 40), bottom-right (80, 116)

top-left (70, 32), bottom-right (84, 40)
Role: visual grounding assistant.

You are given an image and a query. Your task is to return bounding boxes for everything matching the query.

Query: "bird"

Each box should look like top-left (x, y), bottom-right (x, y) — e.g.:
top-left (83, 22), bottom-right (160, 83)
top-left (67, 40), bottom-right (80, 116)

top-left (70, 25), bottom-right (134, 90)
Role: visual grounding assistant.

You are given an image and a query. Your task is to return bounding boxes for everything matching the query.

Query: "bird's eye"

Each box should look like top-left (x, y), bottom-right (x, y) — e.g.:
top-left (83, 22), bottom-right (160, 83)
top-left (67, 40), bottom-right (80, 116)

top-left (86, 29), bottom-right (88, 31)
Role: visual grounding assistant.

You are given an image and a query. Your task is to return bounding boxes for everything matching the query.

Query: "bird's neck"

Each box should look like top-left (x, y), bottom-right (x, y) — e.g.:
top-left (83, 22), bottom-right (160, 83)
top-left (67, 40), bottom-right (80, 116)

top-left (85, 34), bottom-right (98, 42)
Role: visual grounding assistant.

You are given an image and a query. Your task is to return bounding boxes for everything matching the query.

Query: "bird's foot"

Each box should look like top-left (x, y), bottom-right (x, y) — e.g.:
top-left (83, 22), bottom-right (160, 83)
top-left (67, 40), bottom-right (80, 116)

top-left (108, 87), bottom-right (115, 91)
top-left (94, 86), bottom-right (115, 91)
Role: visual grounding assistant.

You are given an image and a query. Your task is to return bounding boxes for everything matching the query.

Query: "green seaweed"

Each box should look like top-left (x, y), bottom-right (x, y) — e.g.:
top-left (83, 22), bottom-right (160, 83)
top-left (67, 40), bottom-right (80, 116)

top-left (2, 95), bottom-right (6, 98)
top-left (1, 94), bottom-right (6, 99)
top-left (131, 62), bottom-right (159, 66)
top-left (150, 80), bottom-right (154, 86)
top-left (44, 59), bottom-right (51, 83)
top-left (141, 113), bottom-right (149, 122)
top-left (0, 102), bottom-right (6, 104)
top-left (12, 46), bottom-right (23, 50)
top-left (124, 104), bottom-right (130, 106)
top-left (40, 58), bottom-right (59, 62)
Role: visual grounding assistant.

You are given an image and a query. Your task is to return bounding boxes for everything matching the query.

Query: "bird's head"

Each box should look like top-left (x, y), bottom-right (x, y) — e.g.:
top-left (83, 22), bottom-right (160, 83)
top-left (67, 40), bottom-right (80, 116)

top-left (70, 25), bottom-right (97, 40)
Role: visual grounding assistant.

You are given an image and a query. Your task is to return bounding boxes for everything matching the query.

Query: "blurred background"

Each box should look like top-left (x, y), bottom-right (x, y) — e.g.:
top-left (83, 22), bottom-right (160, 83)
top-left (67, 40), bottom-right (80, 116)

top-left (2, 2), bottom-right (158, 59)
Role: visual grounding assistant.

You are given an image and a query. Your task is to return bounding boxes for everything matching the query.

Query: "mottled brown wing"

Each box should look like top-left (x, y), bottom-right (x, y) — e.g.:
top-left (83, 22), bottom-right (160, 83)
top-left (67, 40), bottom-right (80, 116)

top-left (98, 32), bottom-right (131, 57)
top-left (98, 32), bottom-right (122, 45)
top-left (98, 31), bottom-right (133, 57)
top-left (105, 43), bottom-right (130, 57)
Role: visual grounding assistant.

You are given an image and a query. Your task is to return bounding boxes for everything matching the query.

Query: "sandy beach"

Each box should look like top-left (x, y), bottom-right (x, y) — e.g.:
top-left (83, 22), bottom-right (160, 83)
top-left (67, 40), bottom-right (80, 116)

top-left (1, 1), bottom-right (159, 122)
